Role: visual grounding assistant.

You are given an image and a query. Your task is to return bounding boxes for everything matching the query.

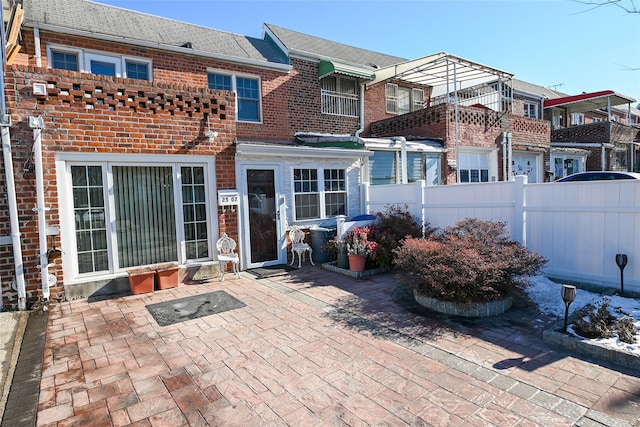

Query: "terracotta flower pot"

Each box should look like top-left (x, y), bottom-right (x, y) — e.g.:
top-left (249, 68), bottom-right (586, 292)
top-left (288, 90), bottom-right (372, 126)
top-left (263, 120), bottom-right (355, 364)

top-left (348, 254), bottom-right (367, 272)
top-left (128, 268), bottom-right (155, 295)
top-left (154, 263), bottom-right (180, 290)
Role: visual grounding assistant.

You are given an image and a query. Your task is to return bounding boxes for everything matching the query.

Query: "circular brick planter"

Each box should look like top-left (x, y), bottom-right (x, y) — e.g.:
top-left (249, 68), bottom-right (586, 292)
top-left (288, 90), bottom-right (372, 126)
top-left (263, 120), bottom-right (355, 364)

top-left (413, 289), bottom-right (513, 318)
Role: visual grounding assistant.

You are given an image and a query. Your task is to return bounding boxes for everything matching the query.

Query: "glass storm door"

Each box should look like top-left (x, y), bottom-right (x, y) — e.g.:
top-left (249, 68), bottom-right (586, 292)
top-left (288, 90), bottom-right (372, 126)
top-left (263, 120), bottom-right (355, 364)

top-left (246, 169), bottom-right (279, 265)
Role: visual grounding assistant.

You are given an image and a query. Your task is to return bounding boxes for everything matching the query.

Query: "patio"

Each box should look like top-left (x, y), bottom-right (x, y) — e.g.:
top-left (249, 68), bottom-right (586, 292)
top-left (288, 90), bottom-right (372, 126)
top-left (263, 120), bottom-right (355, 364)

top-left (25, 266), bottom-right (640, 426)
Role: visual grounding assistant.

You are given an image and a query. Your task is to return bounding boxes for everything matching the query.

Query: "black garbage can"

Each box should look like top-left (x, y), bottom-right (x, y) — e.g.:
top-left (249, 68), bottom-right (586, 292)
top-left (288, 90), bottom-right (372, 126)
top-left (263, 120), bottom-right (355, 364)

top-left (310, 227), bottom-right (336, 263)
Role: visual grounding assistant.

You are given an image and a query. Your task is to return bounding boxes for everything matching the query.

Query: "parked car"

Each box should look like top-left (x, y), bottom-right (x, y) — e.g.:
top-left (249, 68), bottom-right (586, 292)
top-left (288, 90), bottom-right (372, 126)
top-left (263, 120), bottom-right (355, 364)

top-left (556, 171), bottom-right (640, 182)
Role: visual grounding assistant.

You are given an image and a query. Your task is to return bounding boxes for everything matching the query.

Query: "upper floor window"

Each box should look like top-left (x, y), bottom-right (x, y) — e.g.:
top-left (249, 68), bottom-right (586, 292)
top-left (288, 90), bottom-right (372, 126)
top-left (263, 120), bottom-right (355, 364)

top-left (523, 101), bottom-right (538, 119)
top-left (293, 168), bottom-right (347, 220)
top-left (321, 76), bottom-right (359, 117)
top-left (48, 45), bottom-right (152, 81)
top-left (51, 50), bottom-right (79, 71)
top-left (571, 113), bottom-right (585, 126)
top-left (208, 72), bottom-right (261, 122)
top-left (386, 83), bottom-right (424, 115)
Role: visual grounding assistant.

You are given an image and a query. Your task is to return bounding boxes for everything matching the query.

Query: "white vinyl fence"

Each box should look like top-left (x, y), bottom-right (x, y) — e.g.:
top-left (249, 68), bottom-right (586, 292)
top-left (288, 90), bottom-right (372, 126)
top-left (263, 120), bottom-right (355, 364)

top-left (364, 176), bottom-right (640, 293)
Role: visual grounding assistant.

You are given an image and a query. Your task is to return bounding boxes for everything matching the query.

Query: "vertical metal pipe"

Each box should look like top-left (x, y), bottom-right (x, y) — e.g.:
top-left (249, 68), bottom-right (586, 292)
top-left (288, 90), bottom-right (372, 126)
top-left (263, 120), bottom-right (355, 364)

top-left (0, 4), bottom-right (27, 310)
top-left (32, 122), bottom-right (50, 303)
top-left (453, 61), bottom-right (460, 183)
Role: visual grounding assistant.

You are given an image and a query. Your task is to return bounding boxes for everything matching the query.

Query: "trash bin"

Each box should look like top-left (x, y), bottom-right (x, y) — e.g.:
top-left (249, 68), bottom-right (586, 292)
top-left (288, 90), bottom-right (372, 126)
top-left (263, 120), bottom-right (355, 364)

top-left (310, 227), bottom-right (336, 263)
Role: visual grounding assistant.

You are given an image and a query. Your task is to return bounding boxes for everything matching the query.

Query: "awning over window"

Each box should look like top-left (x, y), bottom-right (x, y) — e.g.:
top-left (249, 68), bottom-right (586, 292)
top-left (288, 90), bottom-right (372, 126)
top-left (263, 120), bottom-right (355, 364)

top-left (318, 60), bottom-right (376, 80)
top-left (544, 90), bottom-right (636, 114)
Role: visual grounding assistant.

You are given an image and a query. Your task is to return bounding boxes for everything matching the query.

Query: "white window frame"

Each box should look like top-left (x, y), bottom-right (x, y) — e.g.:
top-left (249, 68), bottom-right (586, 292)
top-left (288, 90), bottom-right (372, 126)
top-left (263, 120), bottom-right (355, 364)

top-left (386, 83), bottom-right (424, 114)
top-left (321, 75), bottom-right (359, 117)
top-left (291, 166), bottom-right (348, 221)
top-left (56, 153), bottom-right (217, 283)
top-left (47, 45), bottom-right (83, 71)
top-left (523, 101), bottom-right (539, 119)
top-left (458, 148), bottom-right (498, 183)
top-left (47, 44), bottom-right (153, 80)
top-left (552, 109), bottom-right (565, 128)
top-left (551, 154), bottom-right (586, 180)
top-left (571, 113), bottom-right (585, 126)
top-left (208, 68), bottom-right (263, 123)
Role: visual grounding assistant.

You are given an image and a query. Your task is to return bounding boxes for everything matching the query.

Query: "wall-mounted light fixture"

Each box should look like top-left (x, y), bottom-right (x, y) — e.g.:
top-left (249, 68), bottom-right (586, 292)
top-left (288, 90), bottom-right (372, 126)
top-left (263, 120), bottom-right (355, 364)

top-left (204, 114), bottom-right (218, 143)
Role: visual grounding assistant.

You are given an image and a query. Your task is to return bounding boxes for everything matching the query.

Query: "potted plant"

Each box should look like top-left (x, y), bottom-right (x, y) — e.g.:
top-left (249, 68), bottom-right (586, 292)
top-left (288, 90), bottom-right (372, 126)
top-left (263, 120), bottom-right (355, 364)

top-left (345, 226), bottom-right (378, 272)
top-left (154, 263), bottom-right (180, 290)
top-left (127, 267), bottom-right (155, 295)
top-left (322, 237), bottom-right (349, 269)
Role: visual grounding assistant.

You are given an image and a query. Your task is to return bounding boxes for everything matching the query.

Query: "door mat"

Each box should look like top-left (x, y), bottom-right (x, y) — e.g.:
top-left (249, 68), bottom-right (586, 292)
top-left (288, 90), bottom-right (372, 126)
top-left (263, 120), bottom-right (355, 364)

top-left (245, 264), bottom-right (296, 279)
top-left (146, 290), bottom-right (246, 326)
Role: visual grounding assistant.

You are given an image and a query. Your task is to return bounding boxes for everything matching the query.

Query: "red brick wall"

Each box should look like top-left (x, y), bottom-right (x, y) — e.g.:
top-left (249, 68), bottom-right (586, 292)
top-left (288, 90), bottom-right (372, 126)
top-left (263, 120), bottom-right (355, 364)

top-left (0, 65), bottom-right (237, 306)
top-left (19, 31), bottom-right (370, 142)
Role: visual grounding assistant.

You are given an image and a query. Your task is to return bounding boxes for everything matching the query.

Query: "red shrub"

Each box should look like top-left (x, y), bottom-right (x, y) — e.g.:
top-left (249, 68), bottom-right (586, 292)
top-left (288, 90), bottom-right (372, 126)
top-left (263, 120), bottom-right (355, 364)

top-left (394, 218), bottom-right (547, 303)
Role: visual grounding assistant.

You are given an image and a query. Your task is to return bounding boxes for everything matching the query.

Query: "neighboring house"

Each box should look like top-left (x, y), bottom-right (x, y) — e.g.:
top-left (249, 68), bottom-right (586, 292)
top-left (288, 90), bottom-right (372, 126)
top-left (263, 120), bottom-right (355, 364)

top-left (368, 59), bottom-right (552, 185)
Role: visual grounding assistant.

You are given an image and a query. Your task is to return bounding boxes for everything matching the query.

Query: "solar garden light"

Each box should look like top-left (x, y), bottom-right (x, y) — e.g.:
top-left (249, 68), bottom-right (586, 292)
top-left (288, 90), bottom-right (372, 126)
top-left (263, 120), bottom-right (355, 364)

top-left (561, 285), bottom-right (577, 333)
top-left (615, 254), bottom-right (628, 294)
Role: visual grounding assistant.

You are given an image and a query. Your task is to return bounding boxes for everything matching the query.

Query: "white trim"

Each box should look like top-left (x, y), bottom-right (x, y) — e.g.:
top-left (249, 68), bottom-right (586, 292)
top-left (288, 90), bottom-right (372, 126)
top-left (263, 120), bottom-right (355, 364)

top-left (48, 43), bottom-right (153, 80)
top-left (207, 68), bottom-right (263, 123)
top-left (290, 166), bottom-right (348, 222)
top-left (34, 24), bottom-right (292, 73)
top-left (236, 142), bottom-right (373, 159)
top-left (236, 162), bottom-right (286, 269)
top-left (56, 153), bottom-right (218, 284)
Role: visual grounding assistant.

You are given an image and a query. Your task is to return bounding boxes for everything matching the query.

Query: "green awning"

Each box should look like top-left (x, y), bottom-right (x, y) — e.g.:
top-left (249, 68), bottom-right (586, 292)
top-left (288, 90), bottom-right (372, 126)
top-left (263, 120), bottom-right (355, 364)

top-left (318, 60), bottom-right (375, 80)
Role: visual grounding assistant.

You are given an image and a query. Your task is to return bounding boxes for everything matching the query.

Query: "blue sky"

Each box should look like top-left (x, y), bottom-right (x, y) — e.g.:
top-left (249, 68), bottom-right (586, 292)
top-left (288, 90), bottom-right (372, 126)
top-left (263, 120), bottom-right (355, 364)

top-left (95, 0), bottom-right (640, 104)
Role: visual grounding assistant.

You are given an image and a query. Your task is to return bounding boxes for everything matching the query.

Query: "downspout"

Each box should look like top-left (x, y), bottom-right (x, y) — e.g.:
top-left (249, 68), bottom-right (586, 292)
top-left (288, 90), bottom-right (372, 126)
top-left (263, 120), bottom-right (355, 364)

top-left (0, 6), bottom-right (27, 311)
top-left (507, 132), bottom-right (513, 180)
top-left (30, 116), bottom-right (50, 306)
top-left (393, 136), bottom-right (408, 184)
top-left (502, 131), bottom-right (507, 181)
top-left (355, 83), bottom-right (365, 137)
top-left (33, 27), bottom-right (42, 67)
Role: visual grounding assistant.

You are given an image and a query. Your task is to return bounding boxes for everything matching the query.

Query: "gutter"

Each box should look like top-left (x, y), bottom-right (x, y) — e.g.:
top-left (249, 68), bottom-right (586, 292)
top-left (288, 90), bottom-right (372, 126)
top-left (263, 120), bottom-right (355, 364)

top-left (27, 24), bottom-right (293, 73)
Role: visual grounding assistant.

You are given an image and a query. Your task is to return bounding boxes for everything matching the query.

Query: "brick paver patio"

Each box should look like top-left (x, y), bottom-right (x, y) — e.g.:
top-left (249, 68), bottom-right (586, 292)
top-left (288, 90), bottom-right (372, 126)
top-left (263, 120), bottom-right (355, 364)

top-left (35, 266), bottom-right (640, 426)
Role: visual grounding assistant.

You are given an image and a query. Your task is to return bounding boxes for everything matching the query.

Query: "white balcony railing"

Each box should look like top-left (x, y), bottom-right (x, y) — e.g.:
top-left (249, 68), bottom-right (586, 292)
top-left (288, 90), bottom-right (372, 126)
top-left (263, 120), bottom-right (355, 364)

top-left (321, 90), bottom-right (359, 117)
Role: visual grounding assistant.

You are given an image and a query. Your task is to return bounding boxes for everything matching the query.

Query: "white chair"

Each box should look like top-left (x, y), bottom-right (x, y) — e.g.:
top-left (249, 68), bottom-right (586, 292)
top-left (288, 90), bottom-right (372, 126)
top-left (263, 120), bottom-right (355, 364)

top-left (216, 233), bottom-right (240, 281)
top-left (288, 226), bottom-right (314, 268)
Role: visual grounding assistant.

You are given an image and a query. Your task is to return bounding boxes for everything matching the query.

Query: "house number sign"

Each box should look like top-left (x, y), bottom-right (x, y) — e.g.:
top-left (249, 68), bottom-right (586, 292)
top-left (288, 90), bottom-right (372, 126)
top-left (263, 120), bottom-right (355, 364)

top-left (217, 190), bottom-right (239, 206)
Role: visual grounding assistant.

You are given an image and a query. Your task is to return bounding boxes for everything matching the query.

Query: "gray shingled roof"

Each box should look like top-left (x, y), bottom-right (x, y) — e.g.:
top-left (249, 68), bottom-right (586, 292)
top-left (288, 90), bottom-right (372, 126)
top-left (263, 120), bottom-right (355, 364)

top-left (265, 23), bottom-right (406, 69)
top-left (22, 0), bottom-right (289, 65)
top-left (511, 79), bottom-right (567, 99)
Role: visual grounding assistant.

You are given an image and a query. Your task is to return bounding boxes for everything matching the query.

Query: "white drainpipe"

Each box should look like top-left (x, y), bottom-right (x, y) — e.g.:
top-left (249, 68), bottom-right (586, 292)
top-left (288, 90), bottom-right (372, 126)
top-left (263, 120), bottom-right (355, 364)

top-left (34, 27), bottom-right (42, 67)
top-left (0, 4), bottom-right (27, 309)
top-left (1, 120), bottom-right (27, 310)
top-left (30, 116), bottom-right (50, 305)
top-left (502, 131), bottom-right (507, 181)
top-left (507, 132), bottom-right (513, 180)
top-left (355, 83), bottom-right (365, 137)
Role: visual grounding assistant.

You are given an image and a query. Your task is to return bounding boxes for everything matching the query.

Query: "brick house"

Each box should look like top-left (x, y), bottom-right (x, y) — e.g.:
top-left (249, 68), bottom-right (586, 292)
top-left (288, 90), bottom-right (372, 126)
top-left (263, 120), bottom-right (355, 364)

top-left (1, 0), bottom-right (633, 307)
top-left (502, 79), bottom-right (639, 178)
top-left (0, 0), bottom-right (438, 306)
